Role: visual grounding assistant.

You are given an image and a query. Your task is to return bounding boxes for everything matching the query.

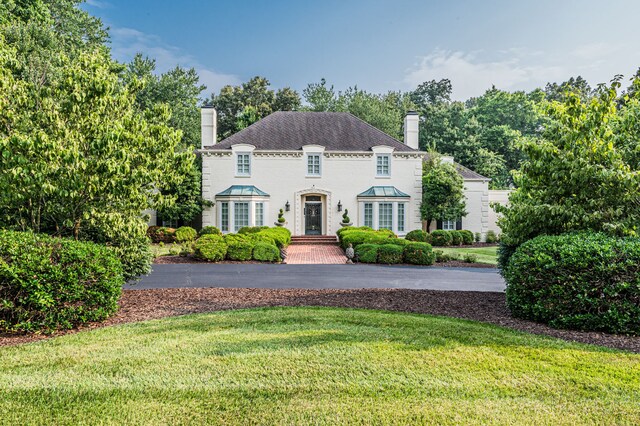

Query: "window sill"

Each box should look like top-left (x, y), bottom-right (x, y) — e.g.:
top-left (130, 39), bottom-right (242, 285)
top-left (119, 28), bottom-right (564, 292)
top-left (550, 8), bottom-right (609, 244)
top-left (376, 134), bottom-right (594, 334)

top-left (375, 175), bottom-right (391, 179)
top-left (305, 175), bottom-right (322, 178)
top-left (234, 175), bottom-right (252, 178)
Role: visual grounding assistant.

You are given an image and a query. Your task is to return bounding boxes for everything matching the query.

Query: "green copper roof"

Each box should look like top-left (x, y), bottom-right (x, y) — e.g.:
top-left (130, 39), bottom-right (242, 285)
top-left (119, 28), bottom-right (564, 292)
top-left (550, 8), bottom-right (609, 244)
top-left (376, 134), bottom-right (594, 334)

top-left (357, 186), bottom-right (410, 198)
top-left (216, 185), bottom-right (270, 197)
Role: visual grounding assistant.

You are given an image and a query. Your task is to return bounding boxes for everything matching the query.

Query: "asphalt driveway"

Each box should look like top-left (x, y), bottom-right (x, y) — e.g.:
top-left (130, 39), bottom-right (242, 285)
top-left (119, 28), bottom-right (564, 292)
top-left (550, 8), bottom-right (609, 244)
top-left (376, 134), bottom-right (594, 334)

top-left (131, 264), bottom-right (505, 292)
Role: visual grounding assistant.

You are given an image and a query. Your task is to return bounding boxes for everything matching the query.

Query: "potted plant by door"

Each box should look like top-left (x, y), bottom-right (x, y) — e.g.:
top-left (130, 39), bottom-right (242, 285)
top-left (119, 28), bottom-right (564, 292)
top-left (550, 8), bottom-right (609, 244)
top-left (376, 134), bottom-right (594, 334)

top-left (275, 208), bottom-right (286, 227)
top-left (340, 209), bottom-right (353, 227)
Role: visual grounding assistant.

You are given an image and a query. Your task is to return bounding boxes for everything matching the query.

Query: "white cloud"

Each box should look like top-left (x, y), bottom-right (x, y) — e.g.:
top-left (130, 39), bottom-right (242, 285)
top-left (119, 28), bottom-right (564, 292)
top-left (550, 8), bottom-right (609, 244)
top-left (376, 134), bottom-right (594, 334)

top-left (404, 49), bottom-right (565, 100)
top-left (404, 43), bottom-right (640, 100)
top-left (109, 27), bottom-right (240, 94)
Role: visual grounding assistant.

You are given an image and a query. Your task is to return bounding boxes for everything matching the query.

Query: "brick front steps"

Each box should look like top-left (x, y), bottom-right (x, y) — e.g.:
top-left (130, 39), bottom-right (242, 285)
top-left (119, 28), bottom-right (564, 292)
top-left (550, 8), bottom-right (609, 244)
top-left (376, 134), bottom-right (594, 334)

top-left (290, 235), bottom-right (338, 245)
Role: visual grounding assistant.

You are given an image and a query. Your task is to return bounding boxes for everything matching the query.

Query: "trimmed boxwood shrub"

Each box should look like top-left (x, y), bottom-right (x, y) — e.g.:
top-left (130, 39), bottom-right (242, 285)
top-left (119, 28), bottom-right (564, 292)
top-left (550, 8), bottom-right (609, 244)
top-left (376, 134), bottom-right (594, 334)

top-left (194, 234), bottom-right (227, 262)
top-left (341, 230), bottom-right (396, 249)
top-left (355, 244), bottom-right (379, 263)
top-left (199, 226), bottom-right (221, 236)
top-left (405, 229), bottom-right (431, 243)
top-left (258, 227), bottom-right (291, 248)
top-left (175, 226), bottom-right (197, 243)
top-left (147, 226), bottom-right (176, 243)
top-left (377, 244), bottom-right (404, 264)
top-left (252, 242), bottom-right (281, 262)
top-left (247, 233), bottom-right (276, 247)
top-left (486, 230), bottom-right (498, 243)
top-left (238, 226), bottom-right (269, 234)
top-left (403, 242), bottom-right (435, 265)
top-left (449, 230), bottom-right (463, 246)
top-left (337, 226), bottom-right (373, 241)
top-left (430, 230), bottom-right (452, 246)
top-left (0, 231), bottom-right (124, 333)
top-left (224, 234), bottom-right (254, 261)
top-left (503, 232), bottom-right (640, 335)
top-left (460, 230), bottom-right (474, 245)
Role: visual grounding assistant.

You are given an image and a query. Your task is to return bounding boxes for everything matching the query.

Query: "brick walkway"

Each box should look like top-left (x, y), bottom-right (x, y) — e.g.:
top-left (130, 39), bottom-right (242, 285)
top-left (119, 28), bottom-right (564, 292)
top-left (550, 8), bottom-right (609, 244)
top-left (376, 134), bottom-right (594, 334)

top-left (285, 244), bottom-right (347, 264)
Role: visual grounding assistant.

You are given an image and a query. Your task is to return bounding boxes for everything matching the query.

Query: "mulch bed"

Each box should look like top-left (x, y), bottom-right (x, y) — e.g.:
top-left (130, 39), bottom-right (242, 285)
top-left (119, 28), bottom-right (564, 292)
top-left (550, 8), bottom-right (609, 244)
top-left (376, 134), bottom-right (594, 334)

top-left (154, 256), bottom-right (495, 268)
top-left (1, 288), bottom-right (638, 353)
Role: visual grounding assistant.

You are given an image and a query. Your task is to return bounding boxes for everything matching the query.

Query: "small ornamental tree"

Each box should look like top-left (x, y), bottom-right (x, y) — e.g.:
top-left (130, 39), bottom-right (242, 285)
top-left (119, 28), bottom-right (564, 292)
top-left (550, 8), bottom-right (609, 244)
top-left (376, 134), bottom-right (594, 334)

top-left (420, 154), bottom-right (467, 232)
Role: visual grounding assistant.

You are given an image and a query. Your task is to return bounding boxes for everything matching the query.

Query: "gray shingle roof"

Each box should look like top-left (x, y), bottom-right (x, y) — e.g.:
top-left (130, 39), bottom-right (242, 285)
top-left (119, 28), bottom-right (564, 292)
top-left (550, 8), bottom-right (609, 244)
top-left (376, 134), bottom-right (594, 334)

top-left (207, 111), bottom-right (416, 152)
top-left (454, 163), bottom-right (490, 181)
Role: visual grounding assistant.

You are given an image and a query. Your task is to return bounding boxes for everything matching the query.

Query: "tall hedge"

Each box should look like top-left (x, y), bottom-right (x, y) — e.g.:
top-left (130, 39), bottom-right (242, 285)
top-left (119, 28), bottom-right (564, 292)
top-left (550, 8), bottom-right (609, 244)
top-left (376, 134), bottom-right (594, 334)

top-left (0, 231), bottom-right (124, 333)
top-left (503, 232), bottom-right (640, 335)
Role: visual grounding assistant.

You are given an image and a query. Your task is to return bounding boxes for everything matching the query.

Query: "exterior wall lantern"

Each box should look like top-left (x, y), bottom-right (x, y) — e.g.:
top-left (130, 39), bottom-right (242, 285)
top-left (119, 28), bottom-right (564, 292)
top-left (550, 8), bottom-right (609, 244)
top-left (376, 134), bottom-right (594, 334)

top-left (285, 201), bottom-right (290, 212)
top-left (337, 200), bottom-right (342, 212)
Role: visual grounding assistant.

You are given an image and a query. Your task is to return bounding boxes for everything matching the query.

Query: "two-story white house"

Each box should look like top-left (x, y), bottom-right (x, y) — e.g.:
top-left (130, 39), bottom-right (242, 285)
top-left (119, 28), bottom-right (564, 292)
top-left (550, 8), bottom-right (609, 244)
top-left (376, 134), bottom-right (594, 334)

top-left (198, 108), bottom-right (494, 238)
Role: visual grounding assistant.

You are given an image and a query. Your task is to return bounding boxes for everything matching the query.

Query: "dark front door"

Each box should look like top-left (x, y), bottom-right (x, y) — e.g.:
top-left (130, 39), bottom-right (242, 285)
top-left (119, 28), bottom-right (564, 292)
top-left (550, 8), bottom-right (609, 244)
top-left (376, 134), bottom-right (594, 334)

top-left (305, 203), bottom-right (322, 235)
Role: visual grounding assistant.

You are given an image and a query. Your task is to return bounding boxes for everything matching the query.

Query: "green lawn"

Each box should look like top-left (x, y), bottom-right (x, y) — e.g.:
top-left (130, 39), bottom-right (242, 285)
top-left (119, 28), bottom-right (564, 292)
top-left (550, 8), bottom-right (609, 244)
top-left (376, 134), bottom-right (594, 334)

top-left (1, 308), bottom-right (638, 425)
top-left (437, 245), bottom-right (498, 265)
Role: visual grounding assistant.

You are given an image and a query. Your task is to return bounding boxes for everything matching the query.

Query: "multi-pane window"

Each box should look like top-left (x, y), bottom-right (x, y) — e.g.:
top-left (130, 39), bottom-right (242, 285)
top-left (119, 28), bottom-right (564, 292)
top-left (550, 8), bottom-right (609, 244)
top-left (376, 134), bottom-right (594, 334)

top-left (307, 154), bottom-right (321, 175)
top-left (364, 203), bottom-right (373, 228)
top-left (378, 203), bottom-right (393, 230)
top-left (376, 155), bottom-right (390, 176)
top-left (234, 202), bottom-right (249, 231)
top-left (220, 202), bottom-right (229, 232)
top-left (397, 203), bottom-right (405, 232)
top-left (255, 203), bottom-right (264, 226)
top-left (236, 153), bottom-right (251, 175)
top-left (442, 220), bottom-right (455, 231)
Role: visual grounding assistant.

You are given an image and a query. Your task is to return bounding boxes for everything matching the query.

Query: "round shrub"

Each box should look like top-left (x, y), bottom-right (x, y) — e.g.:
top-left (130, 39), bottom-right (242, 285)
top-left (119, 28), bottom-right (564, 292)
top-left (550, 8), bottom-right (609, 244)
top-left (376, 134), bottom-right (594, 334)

top-left (430, 230), bottom-right (452, 246)
top-left (341, 230), bottom-right (396, 249)
top-left (386, 238), bottom-right (409, 247)
top-left (486, 230), bottom-right (498, 243)
top-left (224, 234), bottom-right (254, 261)
top-left (503, 232), bottom-right (640, 335)
top-left (405, 230), bottom-right (429, 243)
top-left (258, 227), bottom-right (291, 248)
top-left (194, 234), bottom-right (227, 262)
top-left (252, 242), bottom-right (280, 262)
top-left (337, 226), bottom-right (372, 241)
top-left (0, 231), bottom-right (124, 333)
top-left (147, 226), bottom-right (176, 243)
top-left (175, 226), bottom-right (197, 243)
top-left (377, 244), bottom-right (404, 264)
top-left (355, 244), bottom-right (379, 263)
top-left (247, 233), bottom-right (276, 247)
top-left (449, 231), bottom-right (463, 246)
top-left (403, 242), bottom-right (435, 265)
top-left (199, 226), bottom-right (221, 236)
top-left (238, 226), bottom-right (269, 234)
top-left (460, 230), bottom-right (474, 245)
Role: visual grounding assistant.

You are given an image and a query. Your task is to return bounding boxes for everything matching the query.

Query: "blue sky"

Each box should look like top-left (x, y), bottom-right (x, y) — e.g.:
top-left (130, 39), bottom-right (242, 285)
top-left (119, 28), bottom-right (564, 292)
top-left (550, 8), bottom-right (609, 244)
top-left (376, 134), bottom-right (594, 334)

top-left (84, 0), bottom-right (640, 100)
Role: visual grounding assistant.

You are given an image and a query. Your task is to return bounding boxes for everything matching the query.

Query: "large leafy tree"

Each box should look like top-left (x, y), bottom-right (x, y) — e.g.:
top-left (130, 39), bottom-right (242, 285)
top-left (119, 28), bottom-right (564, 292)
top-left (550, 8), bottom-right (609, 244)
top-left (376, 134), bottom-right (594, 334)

top-left (0, 2), bottom-right (194, 280)
top-left (496, 77), bottom-right (640, 247)
top-left (209, 76), bottom-right (301, 139)
top-left (124, 54), bottom-right (210, 224)
top-left (420, 154), bottom-right (467, 232)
